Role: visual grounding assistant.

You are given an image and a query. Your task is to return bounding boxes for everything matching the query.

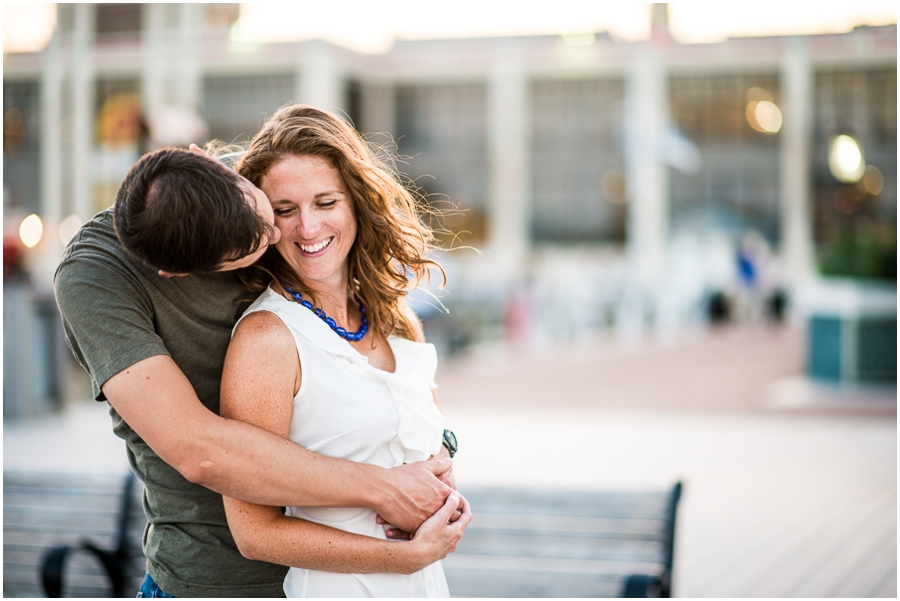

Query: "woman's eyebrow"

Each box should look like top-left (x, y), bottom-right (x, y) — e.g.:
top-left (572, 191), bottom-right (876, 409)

top-left (314, 190), bottom-right (345, 199)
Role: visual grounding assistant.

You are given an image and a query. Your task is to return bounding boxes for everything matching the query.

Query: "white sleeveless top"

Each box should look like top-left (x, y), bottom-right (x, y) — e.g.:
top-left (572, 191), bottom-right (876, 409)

top-left (237, 287), bottom-right (449, 598)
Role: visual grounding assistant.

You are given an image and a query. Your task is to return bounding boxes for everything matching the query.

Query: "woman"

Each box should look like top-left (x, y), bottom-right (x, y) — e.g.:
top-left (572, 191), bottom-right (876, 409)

top-left (219, 104), bottom-right (468, 597)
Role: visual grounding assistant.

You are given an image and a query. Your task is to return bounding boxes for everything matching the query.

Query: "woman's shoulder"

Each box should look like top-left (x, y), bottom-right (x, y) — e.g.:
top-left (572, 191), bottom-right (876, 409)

top-left (233, 307), bottom-right (293, 347)
top-left (234, 288), bottom-right (294, 341)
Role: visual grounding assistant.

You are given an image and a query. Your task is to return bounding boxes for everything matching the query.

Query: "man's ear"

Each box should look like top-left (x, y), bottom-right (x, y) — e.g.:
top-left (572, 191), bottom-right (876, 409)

top-left (158, 270), bottom-right (188, 278)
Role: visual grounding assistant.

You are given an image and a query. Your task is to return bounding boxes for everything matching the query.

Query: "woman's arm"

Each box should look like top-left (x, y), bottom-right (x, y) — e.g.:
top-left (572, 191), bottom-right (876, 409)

top-left (220, 310), bottom-right (470, 572)
top-left (224, 490), bottom-right (468, 573)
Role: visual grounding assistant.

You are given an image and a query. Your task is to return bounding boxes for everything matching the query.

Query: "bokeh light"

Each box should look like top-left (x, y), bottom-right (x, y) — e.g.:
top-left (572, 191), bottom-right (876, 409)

top-left (828, 134), bottom-right (866, 183)
top-left (19, 214), bottom-right (43, 248)
top-left (753, 101), bottom-right (783, 133)
top-left (2, 4), bottom-right (57, 53)
top-left (4, 107), bottom-right (23, 136)
top-left (861, 165), bottom-right (885, 196)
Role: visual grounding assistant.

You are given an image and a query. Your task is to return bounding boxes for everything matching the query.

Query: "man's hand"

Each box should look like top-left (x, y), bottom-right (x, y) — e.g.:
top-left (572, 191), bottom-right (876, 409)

top-left (433, 444), bottom-right (456, 490)
top-left (372, 457), bottom-right (453, 534)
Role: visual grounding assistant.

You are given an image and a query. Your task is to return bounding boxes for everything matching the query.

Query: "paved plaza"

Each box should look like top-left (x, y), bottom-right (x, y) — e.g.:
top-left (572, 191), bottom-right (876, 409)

top-left (5, 323), bottom-right (896, 597)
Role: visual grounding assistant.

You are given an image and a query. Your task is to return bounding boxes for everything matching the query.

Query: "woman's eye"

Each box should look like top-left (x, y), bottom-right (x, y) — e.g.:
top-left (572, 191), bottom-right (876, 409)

top-left (274, 208), bottom-right (293, 216)
top-left (319, 200), bottom-right (337, 208)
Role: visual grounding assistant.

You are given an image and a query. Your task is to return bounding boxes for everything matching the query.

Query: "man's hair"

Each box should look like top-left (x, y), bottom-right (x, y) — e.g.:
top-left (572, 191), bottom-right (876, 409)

top-left (113, 147), bottom-right (271, 273)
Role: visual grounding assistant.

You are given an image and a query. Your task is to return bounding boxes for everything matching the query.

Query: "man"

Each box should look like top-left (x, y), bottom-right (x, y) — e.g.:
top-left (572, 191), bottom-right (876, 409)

top-left (54, 147), bottom-right (466, 597)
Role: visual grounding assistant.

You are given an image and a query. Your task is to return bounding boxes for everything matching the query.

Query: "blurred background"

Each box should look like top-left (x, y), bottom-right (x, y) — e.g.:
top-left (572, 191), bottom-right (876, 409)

top-left (3, 2), bottom-right (897, 597)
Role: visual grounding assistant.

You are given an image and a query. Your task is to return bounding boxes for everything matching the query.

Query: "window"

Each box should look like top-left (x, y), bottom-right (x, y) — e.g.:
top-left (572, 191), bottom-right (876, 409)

top-left (3, 79), bottom-right (41, 213)
top-left (95, 4), bottom-right (142, 40)
top-left (813, 68), bottom-right (897, 239)
top-left (395, 83), bottom-right (488, 244)
top-left (812, 67), bottom-right (896, 279)
top-left (530, 78), bottom-right (626, 243)
top-left (202, 74), bottom-right (296, 145)
top-left (669, 73), bottom-right (781, 242)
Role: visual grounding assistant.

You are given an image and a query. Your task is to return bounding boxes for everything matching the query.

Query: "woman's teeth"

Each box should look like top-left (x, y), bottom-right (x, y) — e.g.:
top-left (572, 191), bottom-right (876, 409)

top-left (299, 238), bottom-right (332, 253)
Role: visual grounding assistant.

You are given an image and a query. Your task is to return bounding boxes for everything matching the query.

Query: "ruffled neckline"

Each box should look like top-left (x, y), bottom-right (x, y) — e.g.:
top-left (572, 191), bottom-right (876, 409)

top-left (259, 286), bottom-right (427, 377)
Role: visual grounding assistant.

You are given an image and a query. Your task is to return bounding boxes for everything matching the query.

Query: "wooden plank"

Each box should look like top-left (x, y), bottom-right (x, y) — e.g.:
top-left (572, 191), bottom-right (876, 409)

top-left (872, 569), bottom-right (897, 598)
top-left (683, 439), bottom-right (894, 597)
top-left (457, 531), bottom-right (664, 559)
top-left (444, 553), bottom-right (665, 576)
top-left (780, 490), bottom-right (896, 597)
top-left (446, 569), bottom-right (624, 598)
top-left (829, 525), bottom-right (898, 598)
top-left (462, 487), bottom-right (670, 516)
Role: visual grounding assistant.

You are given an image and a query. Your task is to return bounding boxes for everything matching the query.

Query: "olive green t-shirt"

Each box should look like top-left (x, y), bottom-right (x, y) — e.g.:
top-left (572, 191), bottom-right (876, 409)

top-left (54, 209), bottom-right (288, 597)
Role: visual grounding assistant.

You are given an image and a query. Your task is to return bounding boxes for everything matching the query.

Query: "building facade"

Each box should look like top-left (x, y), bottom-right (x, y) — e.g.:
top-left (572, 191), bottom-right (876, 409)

top-left (3, 4), bottom-right (896, 341)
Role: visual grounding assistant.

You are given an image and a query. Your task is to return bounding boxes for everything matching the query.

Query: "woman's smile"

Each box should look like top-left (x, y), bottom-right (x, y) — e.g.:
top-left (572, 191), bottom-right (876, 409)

top-left (297, 237), bottom-right (333, 255)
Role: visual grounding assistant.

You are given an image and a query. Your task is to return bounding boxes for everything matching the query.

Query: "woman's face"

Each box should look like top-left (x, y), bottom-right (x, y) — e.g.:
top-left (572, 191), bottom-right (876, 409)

top-left (260, 154), bottom-right (357, 292)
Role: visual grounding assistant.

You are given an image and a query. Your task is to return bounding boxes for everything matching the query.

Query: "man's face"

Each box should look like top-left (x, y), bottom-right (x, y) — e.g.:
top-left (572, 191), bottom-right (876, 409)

top-left (213, 178), bottom-right (282, 272)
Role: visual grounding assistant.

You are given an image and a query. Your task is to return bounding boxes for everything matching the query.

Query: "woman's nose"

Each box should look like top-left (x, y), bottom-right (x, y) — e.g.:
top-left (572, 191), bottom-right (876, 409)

top-left (297, 214), bottom-right (319, 239)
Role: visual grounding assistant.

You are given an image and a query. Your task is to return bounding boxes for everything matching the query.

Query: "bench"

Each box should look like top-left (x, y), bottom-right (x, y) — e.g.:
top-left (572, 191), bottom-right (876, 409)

top-left (3, 470), bottom-right (681, 598)
top-left (444, 483), bottom-right (683, 598)
top-left (3, 470), bottom-right (146, 598)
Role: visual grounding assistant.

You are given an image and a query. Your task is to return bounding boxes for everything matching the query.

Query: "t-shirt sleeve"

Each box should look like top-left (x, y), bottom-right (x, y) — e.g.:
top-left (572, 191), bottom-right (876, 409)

top-left (55, 253), bottom-right (170, 401)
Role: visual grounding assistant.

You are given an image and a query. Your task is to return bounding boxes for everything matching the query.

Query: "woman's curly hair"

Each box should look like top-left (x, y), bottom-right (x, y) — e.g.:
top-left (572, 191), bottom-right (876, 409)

top-left (235, 104), bottom-right (444, 342)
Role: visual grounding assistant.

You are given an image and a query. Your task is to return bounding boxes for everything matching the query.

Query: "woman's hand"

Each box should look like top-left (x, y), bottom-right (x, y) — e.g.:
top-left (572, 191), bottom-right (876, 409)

top-left (398, 491), bottom-right (471, 573)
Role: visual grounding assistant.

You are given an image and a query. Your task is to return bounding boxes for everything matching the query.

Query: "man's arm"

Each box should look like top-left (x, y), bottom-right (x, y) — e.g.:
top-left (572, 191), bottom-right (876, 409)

top-left (102, 353), bottom-right (452, 533)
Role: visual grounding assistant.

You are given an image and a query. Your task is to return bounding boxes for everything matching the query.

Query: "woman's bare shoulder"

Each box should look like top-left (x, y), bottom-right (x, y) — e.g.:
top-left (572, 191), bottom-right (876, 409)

top-left (231, 310), bottom-right (295, 354)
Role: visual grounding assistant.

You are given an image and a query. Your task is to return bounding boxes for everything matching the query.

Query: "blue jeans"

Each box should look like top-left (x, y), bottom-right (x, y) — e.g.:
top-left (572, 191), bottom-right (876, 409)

top-left (137, 572), bottom-right (176, 598)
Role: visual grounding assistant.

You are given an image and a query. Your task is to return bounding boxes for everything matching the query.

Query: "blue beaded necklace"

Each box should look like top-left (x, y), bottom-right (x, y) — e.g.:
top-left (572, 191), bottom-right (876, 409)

top-left (283, 284), bottom-right (369, 342)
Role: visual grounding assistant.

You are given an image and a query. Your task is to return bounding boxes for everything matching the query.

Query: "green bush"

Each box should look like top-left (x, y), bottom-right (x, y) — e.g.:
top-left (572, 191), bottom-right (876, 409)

top-left (818, 225), bottom-right (897, 281)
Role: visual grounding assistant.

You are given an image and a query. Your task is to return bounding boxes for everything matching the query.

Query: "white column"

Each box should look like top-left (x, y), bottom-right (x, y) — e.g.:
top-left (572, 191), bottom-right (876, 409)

top-left (298, 40), bottom-right (342, 113)
top-left (624, 46), bottom-right (669, 289)
top-left (175, 3), bottom-right (203, 110)
top-left (779, 37), bottom-right (816, 285)
top-left (36, 22), bottom-right (65, 290)
top-left (486, 39), bottom-right (530, 276)
top-left (71, 3), bottom-right (95, 223)
top-left (142, 3), bottom-right (170, 116)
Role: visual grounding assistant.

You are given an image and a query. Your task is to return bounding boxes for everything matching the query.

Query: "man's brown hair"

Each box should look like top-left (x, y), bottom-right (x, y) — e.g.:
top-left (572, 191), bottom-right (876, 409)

top-left (113, 147), bottom-right (271, 274)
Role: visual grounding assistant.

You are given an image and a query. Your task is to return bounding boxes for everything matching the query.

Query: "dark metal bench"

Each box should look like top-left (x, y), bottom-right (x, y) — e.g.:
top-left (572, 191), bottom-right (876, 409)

top-left (4, 470), bottom-right (681, 598)
top-left (443, 483), bottom-right (683, 597)
top-left (3, 470), bottom-right (146, 598)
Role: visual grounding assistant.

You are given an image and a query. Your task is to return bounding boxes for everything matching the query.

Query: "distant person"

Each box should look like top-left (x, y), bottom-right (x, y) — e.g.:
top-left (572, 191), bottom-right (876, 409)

top-left (54, 145), bottom-right (463, 597)
top-left (221, 104), bottom-right (469, 597)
